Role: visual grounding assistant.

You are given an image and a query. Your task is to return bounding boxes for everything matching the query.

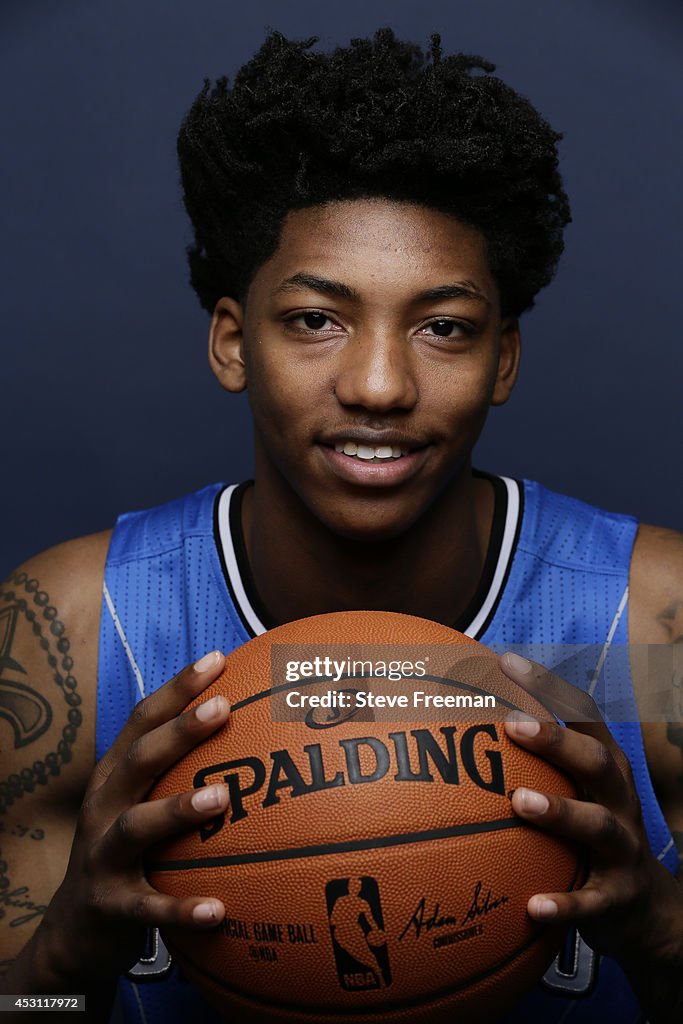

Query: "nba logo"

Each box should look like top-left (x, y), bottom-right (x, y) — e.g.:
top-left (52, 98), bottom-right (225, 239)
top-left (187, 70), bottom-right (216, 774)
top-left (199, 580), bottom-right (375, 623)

top-left (325, 877), bottom-right (392, 990)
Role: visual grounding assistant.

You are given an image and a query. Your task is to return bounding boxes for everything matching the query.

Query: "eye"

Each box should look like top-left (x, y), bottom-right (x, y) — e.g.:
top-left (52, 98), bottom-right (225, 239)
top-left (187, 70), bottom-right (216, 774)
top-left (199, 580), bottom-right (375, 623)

top-left (300, 311), bottom-right (333, 330)
top-left (282, 310), bottom-right (343, 335)
top-left (420, 318), bottom-right (475, 340)
top-left (427, 319), bottom-right (460, 338)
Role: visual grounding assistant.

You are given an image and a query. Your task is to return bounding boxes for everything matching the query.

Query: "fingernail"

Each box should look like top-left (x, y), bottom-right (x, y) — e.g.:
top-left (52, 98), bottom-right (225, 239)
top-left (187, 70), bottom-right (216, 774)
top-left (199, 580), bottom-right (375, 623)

top-left (505, 652), bottom-right (533, 674)
top-left (531, 897), bottom-right (558, 919)
top-left (517, 788), bottom-right (549, 815)
top-left (193, 901), bottom-right (220, 923)
top-left (194, 651), bottom-right (220, 673)
top-left (506, 711), bottom-right (540, 737)
top-left (196, 695), bottom-right (228, 722)
top-left (191, 784), bottom-right (224, 811)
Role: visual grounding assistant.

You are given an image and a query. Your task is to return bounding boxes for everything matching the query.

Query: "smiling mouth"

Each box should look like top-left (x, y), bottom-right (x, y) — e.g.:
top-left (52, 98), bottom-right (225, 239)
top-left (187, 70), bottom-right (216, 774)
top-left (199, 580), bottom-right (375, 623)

top-left (320, 438), bottom-right (428, 487)
top-left (333, 441), bottom-right (408, 461)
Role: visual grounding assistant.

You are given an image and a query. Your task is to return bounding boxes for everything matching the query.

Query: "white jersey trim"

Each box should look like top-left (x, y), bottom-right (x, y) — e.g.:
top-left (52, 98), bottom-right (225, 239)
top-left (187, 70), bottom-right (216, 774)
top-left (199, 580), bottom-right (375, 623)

top-left (103, 580), bottom-right (146, 699)
top-left (217, 485), bottom-right (268, 636)
top-left (216, 477), bottom-right (522, 639)
top-left (464, 475), bottom-right (521, 639)
top-left (587, 583), bottom-right (629, 698)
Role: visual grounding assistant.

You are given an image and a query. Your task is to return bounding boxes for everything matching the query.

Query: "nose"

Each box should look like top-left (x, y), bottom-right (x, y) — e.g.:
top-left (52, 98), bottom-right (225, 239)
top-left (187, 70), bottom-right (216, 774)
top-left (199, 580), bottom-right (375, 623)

top-left (334, 331), bottom-right (418, 412)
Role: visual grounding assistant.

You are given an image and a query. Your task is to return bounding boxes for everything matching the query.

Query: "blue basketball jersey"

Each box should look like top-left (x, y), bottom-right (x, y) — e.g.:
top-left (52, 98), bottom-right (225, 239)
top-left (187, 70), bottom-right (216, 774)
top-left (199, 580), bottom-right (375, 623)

top-left (97, 476), bottom-right (677, 1024)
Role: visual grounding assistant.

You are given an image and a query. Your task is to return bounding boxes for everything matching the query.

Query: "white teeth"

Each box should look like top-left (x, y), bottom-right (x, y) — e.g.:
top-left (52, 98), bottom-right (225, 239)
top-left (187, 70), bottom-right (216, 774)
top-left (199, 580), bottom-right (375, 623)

top-left (333, 441), bottom-right (409, 460)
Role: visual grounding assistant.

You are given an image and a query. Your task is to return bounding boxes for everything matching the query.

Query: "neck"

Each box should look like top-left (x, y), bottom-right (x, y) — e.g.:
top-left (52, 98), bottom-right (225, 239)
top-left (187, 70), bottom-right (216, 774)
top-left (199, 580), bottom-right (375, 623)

top-left (243, 467), bottom-right (495, 629)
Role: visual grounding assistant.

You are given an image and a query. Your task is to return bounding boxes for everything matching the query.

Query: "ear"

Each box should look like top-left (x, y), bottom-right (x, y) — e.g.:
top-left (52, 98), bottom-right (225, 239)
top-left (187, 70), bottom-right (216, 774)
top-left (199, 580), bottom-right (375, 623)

top-left (208, 297), bottom-right (247, 393)
top-left (490, 316), bottom-right (521, 406)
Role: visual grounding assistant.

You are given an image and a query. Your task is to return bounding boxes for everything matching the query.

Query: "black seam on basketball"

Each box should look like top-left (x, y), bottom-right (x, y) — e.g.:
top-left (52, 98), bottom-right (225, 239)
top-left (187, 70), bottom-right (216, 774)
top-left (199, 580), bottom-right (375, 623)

top-left (149, 816), bottom-right (525, 870)
top-left (230, 673), bottom-right (526, 714)
top-left (168, 850), bottom-right (585, 1018)
top-left (172, 921), bottom-right (557, 1019)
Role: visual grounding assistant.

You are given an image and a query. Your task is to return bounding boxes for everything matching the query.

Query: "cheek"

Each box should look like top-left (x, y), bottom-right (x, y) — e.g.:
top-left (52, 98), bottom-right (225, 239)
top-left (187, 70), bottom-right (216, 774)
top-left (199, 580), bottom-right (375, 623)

top-left (427, 354), bottom-right (499, 422)
top-left (245, 349), bottom-right (322, 439)
top-left (246, 329), bottom-right (339, 395)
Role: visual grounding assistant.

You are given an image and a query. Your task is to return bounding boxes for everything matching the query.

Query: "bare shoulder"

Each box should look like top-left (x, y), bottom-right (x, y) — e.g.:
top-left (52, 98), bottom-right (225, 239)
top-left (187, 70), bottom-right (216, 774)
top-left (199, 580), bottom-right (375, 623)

top-left (629, 523), bottom-right (683, 637)
top-left (0, 530), bottom-right (112, 807)
top-left (628, 524), bottom-right (683, 862)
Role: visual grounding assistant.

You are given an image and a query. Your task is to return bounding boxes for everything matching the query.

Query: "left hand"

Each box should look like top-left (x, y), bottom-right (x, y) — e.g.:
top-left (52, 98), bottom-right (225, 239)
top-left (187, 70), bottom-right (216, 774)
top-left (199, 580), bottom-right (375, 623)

top-left (499, 651), bottom-right (683, 963)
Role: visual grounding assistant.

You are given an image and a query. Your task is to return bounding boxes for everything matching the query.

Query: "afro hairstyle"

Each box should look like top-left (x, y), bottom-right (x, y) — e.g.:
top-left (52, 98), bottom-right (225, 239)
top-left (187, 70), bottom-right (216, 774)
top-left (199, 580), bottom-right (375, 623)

top-left (178, 28), bottom-right (571, 317)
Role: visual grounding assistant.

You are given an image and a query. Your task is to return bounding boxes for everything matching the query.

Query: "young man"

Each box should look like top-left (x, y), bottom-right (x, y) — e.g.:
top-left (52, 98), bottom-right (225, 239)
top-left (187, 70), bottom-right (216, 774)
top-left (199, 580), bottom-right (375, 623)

top-left (1, 29), bottom-right (682, 1024)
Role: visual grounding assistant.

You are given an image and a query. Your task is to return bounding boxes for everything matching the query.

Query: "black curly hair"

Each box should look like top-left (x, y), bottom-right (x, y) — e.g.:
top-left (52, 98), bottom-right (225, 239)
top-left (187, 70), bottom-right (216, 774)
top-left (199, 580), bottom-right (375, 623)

top-left (178, 29), bottom-right (571, 317)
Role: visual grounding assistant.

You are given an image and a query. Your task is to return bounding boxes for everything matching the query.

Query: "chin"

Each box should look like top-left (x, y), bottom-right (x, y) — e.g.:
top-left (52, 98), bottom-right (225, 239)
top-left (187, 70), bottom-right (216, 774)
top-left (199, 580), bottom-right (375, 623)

top-left (313, 502), bottom-right (423, 545)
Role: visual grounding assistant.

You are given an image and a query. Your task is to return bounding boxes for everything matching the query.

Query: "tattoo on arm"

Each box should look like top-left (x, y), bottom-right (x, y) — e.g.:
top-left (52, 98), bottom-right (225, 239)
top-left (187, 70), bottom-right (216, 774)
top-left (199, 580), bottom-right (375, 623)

top-left (0, 603), bottom-right (52, 748)
top-left (0, 885), bottom-right (47, 929)
top-left (0, 821), bottom-right (45, 842)
top-left (0, 573), bottom-right (82, 811)
top-left (657, 601), bottom-right (683, 645)
top-left (0, 830), bottom-right (48, 950)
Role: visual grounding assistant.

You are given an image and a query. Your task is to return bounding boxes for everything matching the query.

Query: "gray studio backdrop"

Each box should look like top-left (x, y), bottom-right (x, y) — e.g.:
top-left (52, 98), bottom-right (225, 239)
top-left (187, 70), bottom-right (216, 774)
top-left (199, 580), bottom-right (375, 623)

top-left (1, 0), bottom-right (681, 575)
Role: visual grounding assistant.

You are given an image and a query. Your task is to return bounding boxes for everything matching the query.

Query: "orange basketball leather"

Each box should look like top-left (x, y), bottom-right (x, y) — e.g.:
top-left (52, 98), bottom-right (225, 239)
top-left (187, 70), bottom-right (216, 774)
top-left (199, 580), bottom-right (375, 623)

top-left (147, 611), bottom-right (581, 1023)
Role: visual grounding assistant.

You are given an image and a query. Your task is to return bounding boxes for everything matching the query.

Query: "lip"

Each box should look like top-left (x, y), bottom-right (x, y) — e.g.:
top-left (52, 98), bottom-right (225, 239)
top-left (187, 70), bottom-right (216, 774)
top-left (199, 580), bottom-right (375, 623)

top-left (321, 430), bottom-right (427, 453)
top-left (317, 442), bottom-right (429, 488)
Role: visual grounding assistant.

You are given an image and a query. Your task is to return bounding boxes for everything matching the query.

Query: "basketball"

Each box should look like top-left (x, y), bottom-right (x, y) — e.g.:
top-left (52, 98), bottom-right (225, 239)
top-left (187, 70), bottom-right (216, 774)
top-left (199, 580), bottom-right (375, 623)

top-left (147, 611), bottom-right (582, 1023)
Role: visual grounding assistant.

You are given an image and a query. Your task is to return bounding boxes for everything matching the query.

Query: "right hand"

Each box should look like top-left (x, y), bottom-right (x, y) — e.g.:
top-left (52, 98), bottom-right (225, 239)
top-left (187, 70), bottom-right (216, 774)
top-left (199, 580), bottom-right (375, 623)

top-left (39, 650), bottom-right (231, 985)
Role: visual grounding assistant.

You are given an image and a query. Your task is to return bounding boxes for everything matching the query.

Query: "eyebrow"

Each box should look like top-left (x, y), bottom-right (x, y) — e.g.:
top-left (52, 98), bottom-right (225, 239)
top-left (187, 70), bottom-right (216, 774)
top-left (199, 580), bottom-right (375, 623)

top-left (415, 282), bottom-right (491, 307)
top-left (273, 272), bottom-right (490, 307)
top-left (274, 273), bottom-right (357, 299)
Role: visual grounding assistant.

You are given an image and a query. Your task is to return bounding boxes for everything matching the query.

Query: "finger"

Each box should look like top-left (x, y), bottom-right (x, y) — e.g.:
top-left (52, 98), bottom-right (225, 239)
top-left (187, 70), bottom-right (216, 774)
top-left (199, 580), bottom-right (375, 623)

top-left (500, 652), bottom-right (628, 763)
top-left (510, 787), bottom-right (635, 860)
top-left (99, 692), bottom-right (231, 809)
top-left (115, 885), bottom-right (226, 930)
top-left (98, 784), bottom-right (231, 868)
top-left (525, 886), bottom-right (608, 924)
top-left (89, 651), bottom-right (226, 793)
top-left (504, 711), bottom-right (631, 811)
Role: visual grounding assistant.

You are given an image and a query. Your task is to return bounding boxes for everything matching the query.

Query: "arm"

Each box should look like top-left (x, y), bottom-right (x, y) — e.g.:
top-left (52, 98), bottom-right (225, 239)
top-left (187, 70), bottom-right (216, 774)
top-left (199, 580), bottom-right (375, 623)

top-left (498, 524), bottom-right (683, 1023)
top-left (0, 539), bottom-right (232, 1022)
top-left (0, 536), bottom-right (104, 1001)
top-left (626, 525), bottom-right (683, 1014)
top-left (630, 525), bottom-right (683, 880)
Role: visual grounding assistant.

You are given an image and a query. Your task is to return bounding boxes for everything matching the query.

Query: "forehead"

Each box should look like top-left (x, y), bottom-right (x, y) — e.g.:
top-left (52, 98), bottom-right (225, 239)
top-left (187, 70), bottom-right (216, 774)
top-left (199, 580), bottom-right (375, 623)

top-left (250, 199), bottom-right (497, 302)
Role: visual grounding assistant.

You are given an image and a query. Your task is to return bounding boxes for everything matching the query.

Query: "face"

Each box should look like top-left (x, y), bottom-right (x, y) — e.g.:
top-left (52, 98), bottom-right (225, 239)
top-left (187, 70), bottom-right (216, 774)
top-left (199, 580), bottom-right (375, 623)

top-left (210, 199), bottom-right (520, 541)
